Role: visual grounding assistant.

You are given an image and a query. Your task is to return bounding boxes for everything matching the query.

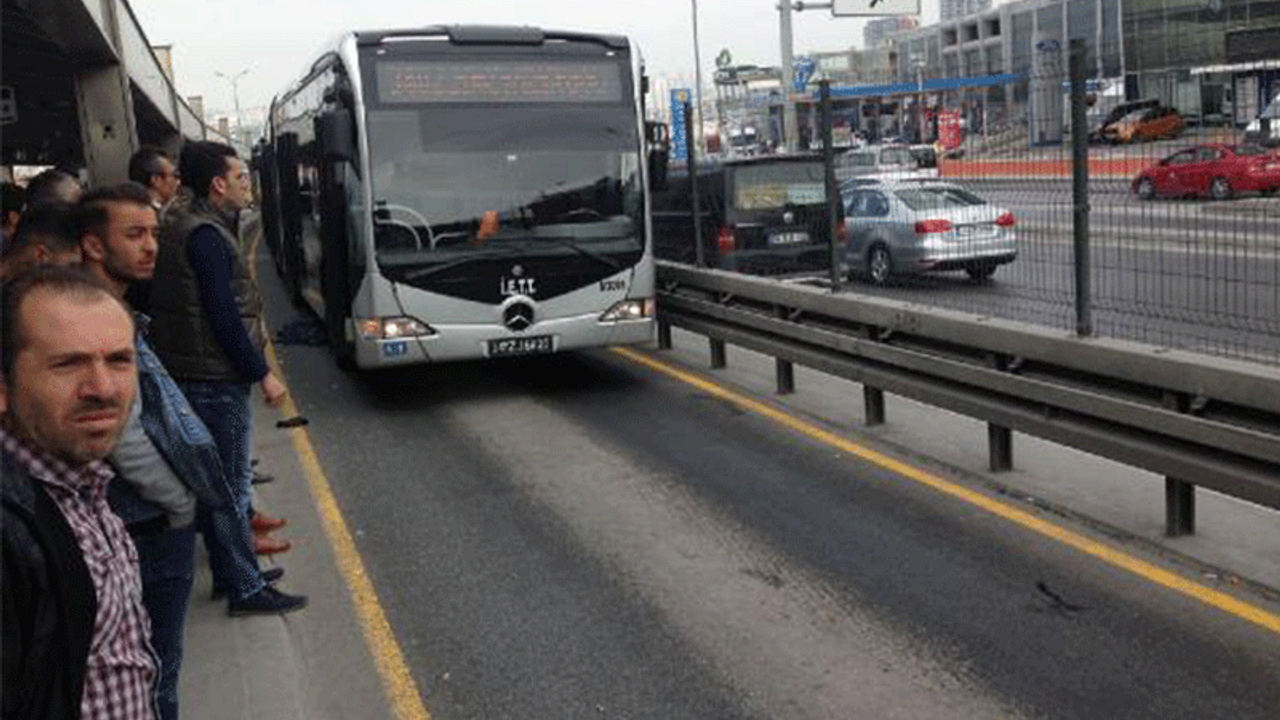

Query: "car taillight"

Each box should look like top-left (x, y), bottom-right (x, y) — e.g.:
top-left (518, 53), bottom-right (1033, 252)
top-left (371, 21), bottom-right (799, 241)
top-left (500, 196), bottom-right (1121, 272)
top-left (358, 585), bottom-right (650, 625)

top-left (914, 219), bottom-right (954, 234)
top-left (995, 212), bottom-right (1016, 227)
top-left (717, 225), bottom-right (737, 253)
top-left (837, 220), bottom-right (849, 243)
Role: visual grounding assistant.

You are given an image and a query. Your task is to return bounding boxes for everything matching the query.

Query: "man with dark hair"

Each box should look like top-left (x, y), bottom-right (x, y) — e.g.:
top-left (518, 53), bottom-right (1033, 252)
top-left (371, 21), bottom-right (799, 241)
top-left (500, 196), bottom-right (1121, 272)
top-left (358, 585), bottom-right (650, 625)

top-left (149, 141), bottom-right (303, 609)
top-left (77, 183), bottom-right (304, 717)
top-left (1, 204), bottom-right (81, 281)
top-left (24, 168), bottom-right (83, 209)
top-left (128, 146), bottom-right (182, 213)
top-left (1, 265), bottom-right (157, 720)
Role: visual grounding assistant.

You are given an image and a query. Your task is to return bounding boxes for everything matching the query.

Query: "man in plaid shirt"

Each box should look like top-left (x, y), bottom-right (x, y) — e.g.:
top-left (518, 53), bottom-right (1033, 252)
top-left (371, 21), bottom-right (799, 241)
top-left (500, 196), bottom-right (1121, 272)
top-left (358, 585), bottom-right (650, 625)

top-left (1, 265), bottom-right (158, 720)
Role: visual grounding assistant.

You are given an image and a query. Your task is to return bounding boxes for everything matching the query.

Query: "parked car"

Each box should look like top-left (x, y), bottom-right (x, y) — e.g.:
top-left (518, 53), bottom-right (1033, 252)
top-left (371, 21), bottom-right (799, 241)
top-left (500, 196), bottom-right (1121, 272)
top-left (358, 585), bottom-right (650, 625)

top-left (1100, 105), bottom-right (1185, 143)
top-left (835, 143), bottom-right (939, 183)
top-left (1132, 144), bottom-right (1280, 200)
top-left (841, 179), bottom-right (1017, 285)
top-left (1090, 97), bottom-right (1161, 143)
top-left (650, 154), bottom-right (835, 274)
top-left (1242, 92), bottom-right (1280, 148)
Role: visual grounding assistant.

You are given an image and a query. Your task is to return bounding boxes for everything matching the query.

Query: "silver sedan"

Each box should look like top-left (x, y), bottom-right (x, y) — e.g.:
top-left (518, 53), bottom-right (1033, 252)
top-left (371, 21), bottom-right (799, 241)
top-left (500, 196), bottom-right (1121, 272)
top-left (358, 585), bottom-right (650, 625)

top-left (841, 180), bottom-right (1018, 285)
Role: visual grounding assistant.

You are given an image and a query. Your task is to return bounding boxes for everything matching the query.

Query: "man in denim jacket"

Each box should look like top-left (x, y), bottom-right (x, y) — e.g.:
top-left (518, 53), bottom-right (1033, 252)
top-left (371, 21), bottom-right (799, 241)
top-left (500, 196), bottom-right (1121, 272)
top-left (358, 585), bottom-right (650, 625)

top-left (76, 184), bottom-right (305, 720)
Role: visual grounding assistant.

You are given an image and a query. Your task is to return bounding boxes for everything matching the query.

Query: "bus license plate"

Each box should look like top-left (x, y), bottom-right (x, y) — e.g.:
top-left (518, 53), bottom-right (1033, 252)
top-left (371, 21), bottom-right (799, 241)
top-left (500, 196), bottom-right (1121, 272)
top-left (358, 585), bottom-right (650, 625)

top-left (488, 335), bottom-right (554, 357)
top-left (770, 231), bottom-right (809, 246)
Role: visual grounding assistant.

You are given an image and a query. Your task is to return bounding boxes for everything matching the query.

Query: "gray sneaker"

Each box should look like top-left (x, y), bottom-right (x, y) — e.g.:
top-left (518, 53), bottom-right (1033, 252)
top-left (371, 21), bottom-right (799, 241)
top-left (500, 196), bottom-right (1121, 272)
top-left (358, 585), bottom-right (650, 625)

top-left (228, 585), bottom-right (308, 617)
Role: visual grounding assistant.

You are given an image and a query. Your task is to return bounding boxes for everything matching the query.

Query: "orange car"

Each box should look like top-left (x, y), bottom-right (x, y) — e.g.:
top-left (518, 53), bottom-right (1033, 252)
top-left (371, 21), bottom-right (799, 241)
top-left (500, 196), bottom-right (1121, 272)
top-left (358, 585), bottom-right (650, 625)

top-left (1101, 106), bottom-right (1185, 143)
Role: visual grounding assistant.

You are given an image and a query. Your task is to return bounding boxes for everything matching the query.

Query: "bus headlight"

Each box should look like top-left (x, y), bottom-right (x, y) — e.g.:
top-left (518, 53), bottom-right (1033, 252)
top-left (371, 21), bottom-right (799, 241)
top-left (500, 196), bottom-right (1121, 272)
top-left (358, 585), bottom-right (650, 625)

top-left (600, 298), bottom-right (655, 322)
top-left (358, 316), bottom-right (435, 339)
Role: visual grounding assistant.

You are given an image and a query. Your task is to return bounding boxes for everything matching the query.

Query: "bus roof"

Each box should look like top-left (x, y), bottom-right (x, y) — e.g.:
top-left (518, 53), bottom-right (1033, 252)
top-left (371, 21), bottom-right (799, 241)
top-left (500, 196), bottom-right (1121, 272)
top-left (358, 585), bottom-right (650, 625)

top-left (353, 26), bottom-right (629, 50)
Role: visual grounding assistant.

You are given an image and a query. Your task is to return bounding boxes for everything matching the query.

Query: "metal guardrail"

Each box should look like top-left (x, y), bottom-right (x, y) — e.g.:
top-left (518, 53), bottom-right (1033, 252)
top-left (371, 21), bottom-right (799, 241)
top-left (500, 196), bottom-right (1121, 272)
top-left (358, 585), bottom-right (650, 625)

top-left (654, 261), bottom-right (1280, 534)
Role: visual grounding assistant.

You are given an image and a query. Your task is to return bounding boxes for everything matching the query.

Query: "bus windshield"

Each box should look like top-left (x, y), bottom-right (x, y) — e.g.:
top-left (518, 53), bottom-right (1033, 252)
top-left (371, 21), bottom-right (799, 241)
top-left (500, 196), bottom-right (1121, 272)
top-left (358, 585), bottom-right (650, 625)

top-left (362, 56), bottom-right (642, 259)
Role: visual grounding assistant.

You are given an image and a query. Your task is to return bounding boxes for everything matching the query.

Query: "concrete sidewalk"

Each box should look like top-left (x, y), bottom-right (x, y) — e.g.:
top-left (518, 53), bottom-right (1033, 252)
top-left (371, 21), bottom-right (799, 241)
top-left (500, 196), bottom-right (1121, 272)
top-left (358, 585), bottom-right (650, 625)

top-left (177, 397), bottom-right (396, 720)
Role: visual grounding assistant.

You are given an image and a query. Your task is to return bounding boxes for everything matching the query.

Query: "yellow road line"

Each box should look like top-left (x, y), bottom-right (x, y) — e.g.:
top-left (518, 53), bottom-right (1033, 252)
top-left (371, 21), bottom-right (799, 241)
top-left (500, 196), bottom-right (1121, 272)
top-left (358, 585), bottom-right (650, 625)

top-left (612, 346), bottom-right (1280, 636)
top-left (250, 224), bottom-right (431, 719)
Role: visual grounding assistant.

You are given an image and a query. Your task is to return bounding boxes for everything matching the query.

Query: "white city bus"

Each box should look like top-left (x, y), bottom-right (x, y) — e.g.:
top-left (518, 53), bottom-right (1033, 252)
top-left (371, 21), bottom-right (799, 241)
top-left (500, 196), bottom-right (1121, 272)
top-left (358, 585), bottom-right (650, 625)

top-left (256, 26), bottom-right (657, 369)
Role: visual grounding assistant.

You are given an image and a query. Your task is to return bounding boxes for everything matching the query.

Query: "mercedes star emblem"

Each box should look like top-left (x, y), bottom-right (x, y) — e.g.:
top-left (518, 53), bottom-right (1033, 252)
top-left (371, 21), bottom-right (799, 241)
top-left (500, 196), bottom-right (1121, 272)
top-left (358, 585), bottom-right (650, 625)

top-left (504, 302), bottom-right (534, 332)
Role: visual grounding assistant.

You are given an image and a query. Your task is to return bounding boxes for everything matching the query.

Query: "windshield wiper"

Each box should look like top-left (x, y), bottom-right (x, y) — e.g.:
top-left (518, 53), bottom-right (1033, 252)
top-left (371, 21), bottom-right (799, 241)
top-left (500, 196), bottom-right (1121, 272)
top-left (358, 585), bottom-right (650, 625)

top-left (402, 246), bottom-right (522, 281)
top-left (541, 239), bottom-right (623, 271)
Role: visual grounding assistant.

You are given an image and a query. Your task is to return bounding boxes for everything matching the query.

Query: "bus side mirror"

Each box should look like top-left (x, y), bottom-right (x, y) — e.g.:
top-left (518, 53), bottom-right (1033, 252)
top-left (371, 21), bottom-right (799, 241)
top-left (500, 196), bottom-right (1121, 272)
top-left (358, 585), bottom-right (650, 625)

top-left (317, 110), bottom-right (355, 163)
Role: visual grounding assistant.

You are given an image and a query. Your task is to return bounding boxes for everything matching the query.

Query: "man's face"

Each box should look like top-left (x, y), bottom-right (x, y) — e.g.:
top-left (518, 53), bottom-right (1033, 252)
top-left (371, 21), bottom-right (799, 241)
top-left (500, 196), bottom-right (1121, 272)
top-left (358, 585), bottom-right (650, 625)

top-left (215, 157), bottom-right (250, 212)
top-left (82, 202), bottom-right (159, 283)
top-left (152, 157), bottom-right (181, 204)
top-left (0, 289), bottom-right (137, 466)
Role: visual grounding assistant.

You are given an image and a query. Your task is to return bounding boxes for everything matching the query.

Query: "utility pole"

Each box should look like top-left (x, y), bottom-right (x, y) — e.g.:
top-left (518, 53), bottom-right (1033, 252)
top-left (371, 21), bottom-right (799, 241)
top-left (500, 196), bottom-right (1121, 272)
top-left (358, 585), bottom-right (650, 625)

top-left (692, 0), bottom-right (707, 156)
top-left (779, 1), bottom-right (799, 151)
top-left (215, 68), bottom-right (250, 143)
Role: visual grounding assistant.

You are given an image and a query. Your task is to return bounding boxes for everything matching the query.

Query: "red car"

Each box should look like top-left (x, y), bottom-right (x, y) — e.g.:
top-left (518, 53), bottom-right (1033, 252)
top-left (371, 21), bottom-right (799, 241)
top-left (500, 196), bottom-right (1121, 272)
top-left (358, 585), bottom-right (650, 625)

top-left (1132, 144), bottom-right (1280, 200)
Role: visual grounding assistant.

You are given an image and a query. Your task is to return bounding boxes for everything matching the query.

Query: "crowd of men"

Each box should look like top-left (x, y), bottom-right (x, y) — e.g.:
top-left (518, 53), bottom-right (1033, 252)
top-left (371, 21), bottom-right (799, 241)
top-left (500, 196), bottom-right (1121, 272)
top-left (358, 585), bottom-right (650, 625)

top-left (2, 141), bottom-right (308, 720)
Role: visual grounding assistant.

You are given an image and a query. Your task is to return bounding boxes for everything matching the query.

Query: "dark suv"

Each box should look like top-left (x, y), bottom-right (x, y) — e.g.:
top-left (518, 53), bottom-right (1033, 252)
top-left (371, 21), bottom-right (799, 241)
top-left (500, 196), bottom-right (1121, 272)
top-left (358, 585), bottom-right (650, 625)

top-left (651, 154), bottom-right (835, 274)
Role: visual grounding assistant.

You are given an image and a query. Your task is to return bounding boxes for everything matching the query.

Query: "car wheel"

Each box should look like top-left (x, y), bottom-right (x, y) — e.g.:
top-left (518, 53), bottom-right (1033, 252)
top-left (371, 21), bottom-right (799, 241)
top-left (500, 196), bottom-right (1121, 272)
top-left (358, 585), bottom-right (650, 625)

top-left (965, 261), bottom-right (997, 281)
top-left (1136, 178), bottom-right (1156, 200)
top-left (867, 244), bottom-right (893, 286)
top-left (1209, 177), bottom-right (1233, 201)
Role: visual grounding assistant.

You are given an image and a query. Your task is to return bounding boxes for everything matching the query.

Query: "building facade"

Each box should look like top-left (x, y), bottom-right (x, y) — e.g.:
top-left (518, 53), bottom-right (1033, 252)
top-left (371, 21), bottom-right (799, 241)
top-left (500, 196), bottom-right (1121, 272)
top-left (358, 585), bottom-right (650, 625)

top-left (876, 0), bottom-right (1279, 134)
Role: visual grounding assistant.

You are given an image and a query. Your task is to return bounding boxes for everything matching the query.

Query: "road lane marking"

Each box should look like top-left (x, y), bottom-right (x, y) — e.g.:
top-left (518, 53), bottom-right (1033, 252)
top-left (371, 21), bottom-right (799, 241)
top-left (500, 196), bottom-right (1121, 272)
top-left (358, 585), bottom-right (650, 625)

top-left (612, 346), bottom-right (1280, 636)
top-left (249, 223), bottom-right (432, 720)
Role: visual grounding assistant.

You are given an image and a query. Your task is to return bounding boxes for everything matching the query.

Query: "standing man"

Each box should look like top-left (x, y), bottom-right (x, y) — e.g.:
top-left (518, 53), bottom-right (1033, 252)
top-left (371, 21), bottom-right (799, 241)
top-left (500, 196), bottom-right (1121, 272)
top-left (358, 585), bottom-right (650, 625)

top-left (148, 142), bottom-right (296, 573)
top-left (1, 205), bottom-right (82, 281)
top-left (24, 168), bottom-right (83, 209)
top-left (125, 146), bottom-right (182, 315)
top-left (77, 184), bottom-right (305, 717)
top-left (128, 146), bottom-right (182, 216)
top-left (1, 265), bottom-right (156, 720)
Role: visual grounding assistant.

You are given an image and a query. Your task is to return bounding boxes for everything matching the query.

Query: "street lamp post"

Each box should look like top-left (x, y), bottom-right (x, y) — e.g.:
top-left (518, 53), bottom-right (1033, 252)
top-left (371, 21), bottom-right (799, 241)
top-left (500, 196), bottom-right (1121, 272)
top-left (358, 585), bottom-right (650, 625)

top-left (215, 68), bottom-right (250, 142)
top-left (915, 61), bottom-right (927, 143)
top-left (691, 0), bottom-right (707, 156)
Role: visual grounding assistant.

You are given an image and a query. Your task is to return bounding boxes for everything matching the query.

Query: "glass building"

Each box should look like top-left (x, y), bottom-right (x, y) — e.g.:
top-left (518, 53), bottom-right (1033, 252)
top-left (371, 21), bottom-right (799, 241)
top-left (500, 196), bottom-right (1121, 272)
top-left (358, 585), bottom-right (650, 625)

top-left (880, 0), bottom-right (1279, 130)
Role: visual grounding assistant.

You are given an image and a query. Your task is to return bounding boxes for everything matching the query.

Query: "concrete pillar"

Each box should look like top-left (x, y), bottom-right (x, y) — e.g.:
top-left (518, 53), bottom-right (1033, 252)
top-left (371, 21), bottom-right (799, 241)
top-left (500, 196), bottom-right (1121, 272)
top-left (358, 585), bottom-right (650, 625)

top-left (74, 63), bottom-right (138, 186)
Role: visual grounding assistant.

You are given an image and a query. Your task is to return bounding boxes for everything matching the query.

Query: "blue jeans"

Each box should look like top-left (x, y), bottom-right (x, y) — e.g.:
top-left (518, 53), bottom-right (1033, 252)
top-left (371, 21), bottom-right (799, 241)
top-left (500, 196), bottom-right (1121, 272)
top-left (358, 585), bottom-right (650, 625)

top-left (130, 524), bottom-right (197, 720)
top-left (179, 381), bottom-right (265, 602)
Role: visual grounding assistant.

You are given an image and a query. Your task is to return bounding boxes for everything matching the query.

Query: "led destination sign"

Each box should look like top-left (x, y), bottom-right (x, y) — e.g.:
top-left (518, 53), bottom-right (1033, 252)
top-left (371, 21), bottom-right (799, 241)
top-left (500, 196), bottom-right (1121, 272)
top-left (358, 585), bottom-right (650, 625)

top-left (376, 60), bottom-right (623, 104)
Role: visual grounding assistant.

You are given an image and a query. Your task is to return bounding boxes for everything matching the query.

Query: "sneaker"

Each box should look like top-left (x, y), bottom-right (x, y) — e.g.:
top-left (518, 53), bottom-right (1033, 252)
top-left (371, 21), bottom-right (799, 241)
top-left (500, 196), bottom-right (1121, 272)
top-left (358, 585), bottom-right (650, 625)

top-left (211, 567), bottom-right (285, 600)
top-left (228, 585), bottom-right (308, 617)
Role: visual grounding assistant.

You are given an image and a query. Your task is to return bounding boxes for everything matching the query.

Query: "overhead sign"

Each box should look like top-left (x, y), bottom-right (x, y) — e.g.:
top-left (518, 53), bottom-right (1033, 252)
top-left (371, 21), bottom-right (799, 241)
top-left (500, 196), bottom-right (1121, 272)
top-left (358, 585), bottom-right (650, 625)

top-left (670, 88), bottom-right (691, 163)
top-left (831, 0), bottom-right (921, 16)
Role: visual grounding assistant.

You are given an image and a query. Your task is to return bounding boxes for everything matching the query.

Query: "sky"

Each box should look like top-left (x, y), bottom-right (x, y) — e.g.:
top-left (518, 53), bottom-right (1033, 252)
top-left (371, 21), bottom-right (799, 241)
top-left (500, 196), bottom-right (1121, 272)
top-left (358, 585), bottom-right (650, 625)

top-left (128, 0), bottom-right (938, 121)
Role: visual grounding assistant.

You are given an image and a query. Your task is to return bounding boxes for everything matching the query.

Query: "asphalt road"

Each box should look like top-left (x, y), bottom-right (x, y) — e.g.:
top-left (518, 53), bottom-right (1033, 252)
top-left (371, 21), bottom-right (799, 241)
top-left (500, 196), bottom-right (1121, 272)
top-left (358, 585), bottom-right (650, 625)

top-left (839, 178), bottom-right (1280, 363)
top-left (261, 257), bottom-right (1280, 719)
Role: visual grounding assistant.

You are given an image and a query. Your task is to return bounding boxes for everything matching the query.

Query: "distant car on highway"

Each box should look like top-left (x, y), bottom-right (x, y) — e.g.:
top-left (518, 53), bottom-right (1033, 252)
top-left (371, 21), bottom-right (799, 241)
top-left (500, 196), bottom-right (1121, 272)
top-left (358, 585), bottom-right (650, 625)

top-left (1100, 105), bottom-right (1185, 144)
top-left (1132, 144), bottom-right (1280, 200)
top-left (835, 144), bottom-right (939, 183)
top-left (840, 179), bottom-right (1017, 285)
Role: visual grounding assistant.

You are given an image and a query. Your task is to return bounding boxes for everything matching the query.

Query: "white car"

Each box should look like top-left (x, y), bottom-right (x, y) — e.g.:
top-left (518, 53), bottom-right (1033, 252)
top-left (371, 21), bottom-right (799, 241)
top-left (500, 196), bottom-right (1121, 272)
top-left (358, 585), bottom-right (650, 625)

top-left (835, 144), bottom-right (939, 183)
